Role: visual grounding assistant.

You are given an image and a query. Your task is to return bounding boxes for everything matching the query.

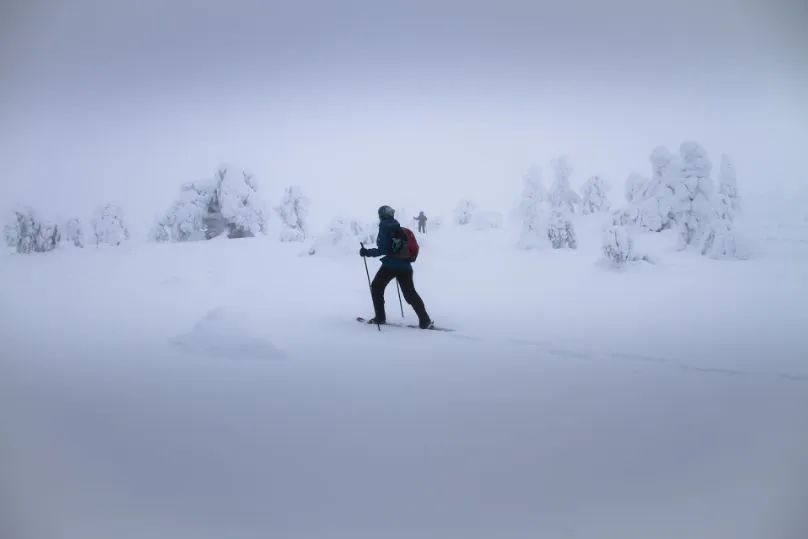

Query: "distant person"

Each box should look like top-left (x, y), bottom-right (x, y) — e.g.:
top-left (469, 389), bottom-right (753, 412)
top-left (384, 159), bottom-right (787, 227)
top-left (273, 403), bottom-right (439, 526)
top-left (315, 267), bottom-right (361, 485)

top-left (360, 205), bottom-right (433, 329)
top-left (414, 211), bottom-right (427, 233)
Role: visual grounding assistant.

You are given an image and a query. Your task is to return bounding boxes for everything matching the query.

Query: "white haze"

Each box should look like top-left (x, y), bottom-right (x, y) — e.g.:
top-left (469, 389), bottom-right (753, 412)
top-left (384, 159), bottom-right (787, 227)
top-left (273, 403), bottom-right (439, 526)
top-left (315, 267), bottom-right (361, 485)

top-left (1, 0), bottom-right (806, 233)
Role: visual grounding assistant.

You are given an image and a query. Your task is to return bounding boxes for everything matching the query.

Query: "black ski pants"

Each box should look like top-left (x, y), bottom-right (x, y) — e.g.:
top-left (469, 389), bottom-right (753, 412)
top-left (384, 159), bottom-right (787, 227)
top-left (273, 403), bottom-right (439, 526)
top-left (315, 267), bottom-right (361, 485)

top-left (371, 266), bottom-right (429, 323)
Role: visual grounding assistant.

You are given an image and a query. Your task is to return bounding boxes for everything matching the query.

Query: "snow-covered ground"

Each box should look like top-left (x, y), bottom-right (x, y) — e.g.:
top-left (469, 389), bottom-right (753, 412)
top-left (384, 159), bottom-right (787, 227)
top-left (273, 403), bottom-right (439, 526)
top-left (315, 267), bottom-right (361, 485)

top-left (2, 212), bottom-right (807, 539)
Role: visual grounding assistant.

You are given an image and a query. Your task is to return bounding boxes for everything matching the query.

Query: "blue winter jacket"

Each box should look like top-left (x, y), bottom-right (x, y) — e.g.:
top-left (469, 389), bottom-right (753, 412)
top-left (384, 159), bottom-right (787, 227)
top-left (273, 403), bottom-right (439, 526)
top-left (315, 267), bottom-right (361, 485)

top-left (363, 218), bottom-right (412, 270)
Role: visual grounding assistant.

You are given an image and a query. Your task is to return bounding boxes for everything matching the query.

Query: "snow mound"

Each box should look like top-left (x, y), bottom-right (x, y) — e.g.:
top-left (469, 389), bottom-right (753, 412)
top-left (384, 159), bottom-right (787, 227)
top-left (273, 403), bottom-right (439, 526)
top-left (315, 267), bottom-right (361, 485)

top-left (172, 307), bottom-right (288, 361)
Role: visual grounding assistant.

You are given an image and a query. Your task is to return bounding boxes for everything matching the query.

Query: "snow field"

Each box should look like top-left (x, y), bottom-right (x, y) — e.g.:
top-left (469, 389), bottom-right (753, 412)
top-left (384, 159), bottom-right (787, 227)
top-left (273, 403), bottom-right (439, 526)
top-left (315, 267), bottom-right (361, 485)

top-left (2, 202), bottom-right (807, 539)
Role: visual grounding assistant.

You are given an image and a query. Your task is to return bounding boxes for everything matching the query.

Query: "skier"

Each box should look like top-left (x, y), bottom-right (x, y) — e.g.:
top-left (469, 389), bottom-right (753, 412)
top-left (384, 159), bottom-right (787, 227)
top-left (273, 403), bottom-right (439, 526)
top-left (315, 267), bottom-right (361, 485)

top-left (414, 211), bottom-right (427, 233)
top-left (360, 205), bottom-right (433, 329)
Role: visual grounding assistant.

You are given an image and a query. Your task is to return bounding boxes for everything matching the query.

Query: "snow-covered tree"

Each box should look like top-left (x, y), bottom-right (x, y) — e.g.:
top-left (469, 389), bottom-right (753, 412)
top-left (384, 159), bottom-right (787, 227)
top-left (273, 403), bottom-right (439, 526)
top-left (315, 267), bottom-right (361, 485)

top-left (547, 209), bottom-right (577, 249)
top-left (700, 214), bottom-right (746, 260)
top-left (152, 179), bottom-right (218, 242)
top-left (3, 207), bottom-right (60, 254)
top-left (610, 150), bottom-right (678, 233)
top-left (604, 173), bottom-right (646, 232)
top-left (580, 174), bottom-right (611, 214)
top-left (307, 216), bottom-right (376, 256)
top-left (644, 147), bottom-right (677, 200)
top-left (601, 225), bottom-right (651, 268)
top-left (547, 156), bottom-right (578, 249)
top-left (636, 147), bottom-right (679, 231)
top-left (636, 197), bottom-right (668, 232)
top-left (275, 186), bottom-right (309, 242)
top-left (624, 172), bottom-right (648, 205)
top-left (602, 226), bottom-right (633, 267)
top-left (62, 217), bottom-right (85, 248)
top-left (152, 166), bottom-right (268, 242)
top-left (216, 168), bottom-right (268, 238)
top-left (4, 210), bottom-right (29, 253)
top-left (609, 206), bottom-right (642, 228)
top-left (454, 199), bottom-right (477, 225)
top-left (92, 204), bottom-right (129, 246)
top-left (609, 150), bottom-right (676, 233)
top-left (717, 154), bottom-right (740, 216)
top-left (517, 164), bottom-right (547, 249)
top-left (673, 141), bottom-right (714, 250)
top-left (700, 154), bottom-right (746, 260)
top-left (548, 156), bottom-right (581, 213)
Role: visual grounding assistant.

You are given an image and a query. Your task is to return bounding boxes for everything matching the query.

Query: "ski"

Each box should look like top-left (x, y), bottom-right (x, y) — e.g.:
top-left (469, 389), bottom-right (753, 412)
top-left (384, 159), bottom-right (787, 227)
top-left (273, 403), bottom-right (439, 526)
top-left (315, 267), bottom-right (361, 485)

top-left (356, 316), bottom-right (455, 332)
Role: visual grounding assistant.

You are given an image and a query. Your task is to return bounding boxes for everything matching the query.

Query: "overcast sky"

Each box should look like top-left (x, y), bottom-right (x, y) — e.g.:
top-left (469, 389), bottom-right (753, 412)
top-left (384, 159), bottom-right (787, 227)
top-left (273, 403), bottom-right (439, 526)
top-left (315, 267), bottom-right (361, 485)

top-left (1, 0), bottom-right (806, 233)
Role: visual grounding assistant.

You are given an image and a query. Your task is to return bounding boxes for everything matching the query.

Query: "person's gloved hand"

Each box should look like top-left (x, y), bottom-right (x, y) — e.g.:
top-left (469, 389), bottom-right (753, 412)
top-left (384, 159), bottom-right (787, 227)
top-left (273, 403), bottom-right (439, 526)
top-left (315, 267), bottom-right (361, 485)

top-left (359, 247), bottom-right (368, 257)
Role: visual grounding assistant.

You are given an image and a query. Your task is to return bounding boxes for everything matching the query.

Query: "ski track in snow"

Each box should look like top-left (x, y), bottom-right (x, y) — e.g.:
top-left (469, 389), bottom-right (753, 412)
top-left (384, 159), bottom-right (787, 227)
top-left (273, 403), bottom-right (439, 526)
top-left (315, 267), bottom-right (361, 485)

top-left (365, 321), bottom-right (808, 384)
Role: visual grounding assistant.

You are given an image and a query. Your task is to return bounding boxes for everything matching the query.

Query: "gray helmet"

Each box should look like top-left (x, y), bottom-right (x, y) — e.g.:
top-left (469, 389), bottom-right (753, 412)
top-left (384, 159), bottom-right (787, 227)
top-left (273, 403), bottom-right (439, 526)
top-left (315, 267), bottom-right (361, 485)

top-left (377, 205), bottom-right (395, 219)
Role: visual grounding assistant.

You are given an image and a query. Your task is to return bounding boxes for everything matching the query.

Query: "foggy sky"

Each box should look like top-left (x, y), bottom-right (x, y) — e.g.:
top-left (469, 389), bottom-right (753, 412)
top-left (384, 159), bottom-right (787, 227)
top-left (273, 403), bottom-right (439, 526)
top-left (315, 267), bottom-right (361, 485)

top-left (1, 0), bottom-right (806, 233)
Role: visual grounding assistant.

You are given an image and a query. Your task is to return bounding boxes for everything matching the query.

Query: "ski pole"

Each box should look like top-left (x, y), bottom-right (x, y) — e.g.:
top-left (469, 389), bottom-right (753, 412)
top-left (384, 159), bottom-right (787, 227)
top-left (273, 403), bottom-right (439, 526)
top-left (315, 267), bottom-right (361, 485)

top-left (395, 280), bottom-right (404, 318)
top-left (360, 242), bottom-right (381, 331)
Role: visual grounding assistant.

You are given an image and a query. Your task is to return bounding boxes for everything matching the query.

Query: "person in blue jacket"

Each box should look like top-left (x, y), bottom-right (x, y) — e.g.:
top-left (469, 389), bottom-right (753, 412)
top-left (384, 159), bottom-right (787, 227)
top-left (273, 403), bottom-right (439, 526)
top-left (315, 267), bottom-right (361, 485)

top-left (360, 205), bottom-right (433, 329)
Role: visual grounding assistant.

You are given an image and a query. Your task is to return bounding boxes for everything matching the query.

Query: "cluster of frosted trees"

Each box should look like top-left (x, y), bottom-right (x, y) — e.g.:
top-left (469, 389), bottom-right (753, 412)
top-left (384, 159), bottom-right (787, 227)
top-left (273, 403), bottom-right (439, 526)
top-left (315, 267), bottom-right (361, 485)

top-left (306, 216), bottom-right (376, 256)
top-left (516, 156), bottom-right (586, 251)
top-left (151, 167), bottom-right (310, 245)
top-left (513, 141), bottom-right (744, 267)
top-left (606, 141), bottom-right (743, 264)
top-left (452, 156), bottom-right (607, 249)
top-left (3, 144), bottom-right (744, 265)
top-left (3, 204), bottom-right (130, 254)
top-left (3, 165), bottom-right (313, 255)
top-left (152, 167), bottom-right (269, 242)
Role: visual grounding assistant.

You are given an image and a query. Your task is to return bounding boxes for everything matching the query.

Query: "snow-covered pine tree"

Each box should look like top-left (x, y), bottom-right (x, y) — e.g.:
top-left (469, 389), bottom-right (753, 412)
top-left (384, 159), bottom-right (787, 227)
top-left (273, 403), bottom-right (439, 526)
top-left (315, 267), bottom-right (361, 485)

top-left (517, 164), bottom-right (547, 249)
top-left (644, 147), bottom-right (677, 199)
top-left (216, 168), bottom-right (268, 238)
top-left (602, 225), bottom-right (633, 267)
top-left (580, 174), bottom-right (611, 214)
top-left (547, 156), bottom-right (578, 249)
top-left (609, 206), bottom-right (642, 228)
top-left (674, 141), bottom-right (714, 251)
top-left (548, 156), bottom-right (581, 214)
top-left (151, 179), bottom-right (218, 242)
top-left (453, 199), bottom-right (477, 225)
top-left (700, 210), bottom-right (746, 260)
top-left (152, 166), bottom-right (268, 242)
top-left (3, 207), bottom-right (60, 254)
top-left (62, 217), bottom-right (85, 247)
top-left (306, 216), bottom-right (376, 256)
top-left (275, 186), bottom-right (309, 242)
top-left (624, 172), bottom-right (648, 205)
top-left (636, 147), bottom-right (679, 231)
top-left (717, 154), bottom-right (740, 216)
top-left (700, 154), bottom-right (746, 260)
top-left (547, 210), bottom-right (578, 249)
top-left (604, 173), bottom-right (647, 231)
top-left (601, 225), bottom-right (651, 268)
top-left (92, 204), bottom-right (130, 246)
top-left (354, 219), bottom-right (377, 245)
top-left (4, 210), bottom-right (30, 253)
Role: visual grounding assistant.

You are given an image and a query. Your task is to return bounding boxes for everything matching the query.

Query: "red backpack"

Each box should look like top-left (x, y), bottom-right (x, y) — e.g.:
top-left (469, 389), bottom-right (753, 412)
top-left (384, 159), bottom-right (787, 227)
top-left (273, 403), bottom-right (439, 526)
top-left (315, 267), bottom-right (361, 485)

top-left (390, 226), bottom-right (419, 262)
